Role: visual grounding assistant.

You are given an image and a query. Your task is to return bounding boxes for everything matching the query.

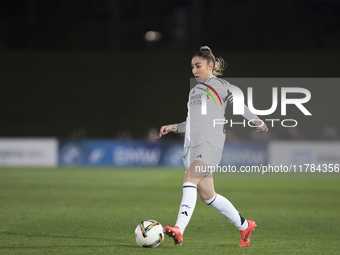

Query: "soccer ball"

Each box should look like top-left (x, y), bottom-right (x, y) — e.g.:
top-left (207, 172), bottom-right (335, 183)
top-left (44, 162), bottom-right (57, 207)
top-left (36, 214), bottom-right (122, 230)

top-left (134, 220), bottom-right (164, 248)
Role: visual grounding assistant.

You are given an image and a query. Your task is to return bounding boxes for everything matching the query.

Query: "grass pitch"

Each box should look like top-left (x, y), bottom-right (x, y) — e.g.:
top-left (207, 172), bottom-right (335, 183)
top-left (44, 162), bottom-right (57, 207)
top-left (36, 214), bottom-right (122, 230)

top-left (0, 167), bottom-right (339, 255)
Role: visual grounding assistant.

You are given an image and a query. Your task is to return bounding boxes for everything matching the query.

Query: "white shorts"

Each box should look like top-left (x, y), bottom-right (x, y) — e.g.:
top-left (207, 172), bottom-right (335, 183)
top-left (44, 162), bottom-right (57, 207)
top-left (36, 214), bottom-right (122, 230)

top-left (183, 142), bottom-right (223, 170)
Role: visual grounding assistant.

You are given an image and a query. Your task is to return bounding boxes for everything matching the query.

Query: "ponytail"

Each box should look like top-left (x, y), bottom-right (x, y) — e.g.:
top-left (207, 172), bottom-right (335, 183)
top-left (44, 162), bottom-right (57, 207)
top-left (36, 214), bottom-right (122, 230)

top-left (193, 46), bottom-right (227, 76)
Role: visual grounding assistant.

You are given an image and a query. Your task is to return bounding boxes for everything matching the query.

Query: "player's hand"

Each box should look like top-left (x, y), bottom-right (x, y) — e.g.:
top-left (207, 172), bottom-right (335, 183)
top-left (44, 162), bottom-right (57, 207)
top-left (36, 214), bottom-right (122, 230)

top-left (156, 124), bottom-right (178, 139)
top-left (254, 119), bottom-right (268, 132)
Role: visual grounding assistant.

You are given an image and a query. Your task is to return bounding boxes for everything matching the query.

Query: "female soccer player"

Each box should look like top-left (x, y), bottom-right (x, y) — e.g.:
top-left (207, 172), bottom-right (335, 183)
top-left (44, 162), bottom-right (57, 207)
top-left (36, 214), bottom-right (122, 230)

top-left (156, 46), bottom-right (268, 247)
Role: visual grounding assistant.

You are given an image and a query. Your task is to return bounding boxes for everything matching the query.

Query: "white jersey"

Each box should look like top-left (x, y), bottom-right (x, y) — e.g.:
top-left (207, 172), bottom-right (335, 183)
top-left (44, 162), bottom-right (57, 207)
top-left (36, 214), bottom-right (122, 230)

top-left (177, 76), bottom-right (258, 149)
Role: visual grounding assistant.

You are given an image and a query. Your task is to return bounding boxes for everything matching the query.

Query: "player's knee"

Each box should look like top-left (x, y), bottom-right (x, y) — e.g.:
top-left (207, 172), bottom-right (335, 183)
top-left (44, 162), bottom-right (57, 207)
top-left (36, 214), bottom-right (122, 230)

top-left (201, 192), bottom-right (217, 204)
top-left (198, 192), bottom-right (212, 203)
top-left (199, 196), bottom-right (208, 203)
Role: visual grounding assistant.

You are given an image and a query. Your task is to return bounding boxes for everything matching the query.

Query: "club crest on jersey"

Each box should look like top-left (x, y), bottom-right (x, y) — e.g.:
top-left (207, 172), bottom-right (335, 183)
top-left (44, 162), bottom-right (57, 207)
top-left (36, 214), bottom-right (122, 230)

top-left (197, 82), bottom-right (223, 107)
top-left (196, 82), bottom-right (223, 115)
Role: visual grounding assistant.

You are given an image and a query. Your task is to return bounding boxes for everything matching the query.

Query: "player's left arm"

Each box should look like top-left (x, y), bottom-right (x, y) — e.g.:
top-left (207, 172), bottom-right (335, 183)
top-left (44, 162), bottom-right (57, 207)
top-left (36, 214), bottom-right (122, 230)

top-left (221, 84), bottom-right (268, 132)
top-left (243, 105), bottom-right (268, 132)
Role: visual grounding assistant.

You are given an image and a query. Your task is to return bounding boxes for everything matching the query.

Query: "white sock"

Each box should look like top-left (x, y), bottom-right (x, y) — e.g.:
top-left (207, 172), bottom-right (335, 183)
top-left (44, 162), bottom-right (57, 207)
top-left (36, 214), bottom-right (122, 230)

top-left (175, 182), bottom-right (197, 234)
top-left (205, 193), bottom-right (248, 230)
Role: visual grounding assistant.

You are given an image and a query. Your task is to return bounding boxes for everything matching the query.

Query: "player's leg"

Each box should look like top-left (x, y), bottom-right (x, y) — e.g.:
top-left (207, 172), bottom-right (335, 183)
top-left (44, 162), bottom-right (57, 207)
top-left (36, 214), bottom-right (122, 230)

top-left (175, 159), bottom-right (208, 230)
top-left (198, 175), bottom-right (256, 247)
top-left (198, 176), bottom-right (248, 229)
top-left (164, 160), bottom-right (207, 245)
top-left (196, 173), bottom-right (215, 202)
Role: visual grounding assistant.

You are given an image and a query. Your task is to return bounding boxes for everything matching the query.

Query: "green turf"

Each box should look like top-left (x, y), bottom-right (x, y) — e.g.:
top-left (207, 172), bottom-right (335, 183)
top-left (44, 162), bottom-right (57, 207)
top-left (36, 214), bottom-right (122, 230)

top-left (0, 168), bottom-right (339, 255)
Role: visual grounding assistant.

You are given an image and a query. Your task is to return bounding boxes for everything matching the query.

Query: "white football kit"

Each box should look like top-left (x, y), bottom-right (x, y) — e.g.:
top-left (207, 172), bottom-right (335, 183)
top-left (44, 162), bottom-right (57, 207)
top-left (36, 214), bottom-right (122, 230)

top-left (177, 76), bottom-right (259, 168)
top-left (173, 78), bottom-right (255, 239)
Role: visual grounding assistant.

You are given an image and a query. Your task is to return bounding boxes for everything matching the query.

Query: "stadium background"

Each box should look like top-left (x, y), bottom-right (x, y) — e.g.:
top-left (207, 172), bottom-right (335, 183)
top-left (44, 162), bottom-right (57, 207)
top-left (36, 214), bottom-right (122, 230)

top-left (0, 1), bottom-right (340, 254)
top-left (1, 0), bottom-right (340, 140)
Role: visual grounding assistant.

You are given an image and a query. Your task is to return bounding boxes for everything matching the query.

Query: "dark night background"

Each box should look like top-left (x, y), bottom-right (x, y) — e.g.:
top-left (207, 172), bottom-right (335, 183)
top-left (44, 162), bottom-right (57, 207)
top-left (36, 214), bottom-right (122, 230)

top-left (1, 0), bottom-right (339, 140)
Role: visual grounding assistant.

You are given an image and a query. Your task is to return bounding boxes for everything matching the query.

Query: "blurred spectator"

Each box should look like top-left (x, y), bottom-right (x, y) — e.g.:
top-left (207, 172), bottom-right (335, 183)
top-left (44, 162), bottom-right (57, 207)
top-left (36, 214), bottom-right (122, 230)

top-left (320, 126), bottom-right (339, 140)
top-left (225, 130), bottom-right (240, 144)
top-left (70, 128), bottom-right (87, 139)
top-left (287, 127), bottom-right (304, 140)
top-left (147, 127), bottom-right (159, 143)
top-left (116, 128), bottom-right (133, 140)
top-left (250, 129), bottom-right (276, 141)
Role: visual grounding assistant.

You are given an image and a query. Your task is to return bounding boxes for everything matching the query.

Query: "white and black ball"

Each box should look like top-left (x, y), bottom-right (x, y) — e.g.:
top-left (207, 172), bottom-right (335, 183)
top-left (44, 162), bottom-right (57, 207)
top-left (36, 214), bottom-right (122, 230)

top-left (134, 220), bottom-right (164, 248)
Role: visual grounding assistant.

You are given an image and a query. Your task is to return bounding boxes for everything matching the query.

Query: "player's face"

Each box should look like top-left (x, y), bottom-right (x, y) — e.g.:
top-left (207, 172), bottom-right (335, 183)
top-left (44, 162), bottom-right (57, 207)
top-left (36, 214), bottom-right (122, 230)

top-left (191, 56), bottom-right (213, 83)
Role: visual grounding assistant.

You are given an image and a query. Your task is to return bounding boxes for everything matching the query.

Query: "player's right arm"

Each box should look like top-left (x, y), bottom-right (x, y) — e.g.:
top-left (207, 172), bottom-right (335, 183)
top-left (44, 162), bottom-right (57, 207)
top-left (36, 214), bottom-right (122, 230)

top-left (156, 121), bottom-right (186, 139)
top-left (156, 124), bottom-right (178, 139)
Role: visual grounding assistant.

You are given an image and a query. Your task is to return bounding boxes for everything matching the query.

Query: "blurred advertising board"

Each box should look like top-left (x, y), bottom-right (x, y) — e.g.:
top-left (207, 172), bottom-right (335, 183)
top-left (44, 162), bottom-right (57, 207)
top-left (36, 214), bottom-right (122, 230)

top-left (220, 142), bottom-right (268, 167)
top-left (269, 141), bottom-right (340, 166)
top-left (0, 139), bottom-right (58, 166)
top-left (59, 140), bottom-right (267, 167)
top-left (59, 140), bottom-right (184, 167)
